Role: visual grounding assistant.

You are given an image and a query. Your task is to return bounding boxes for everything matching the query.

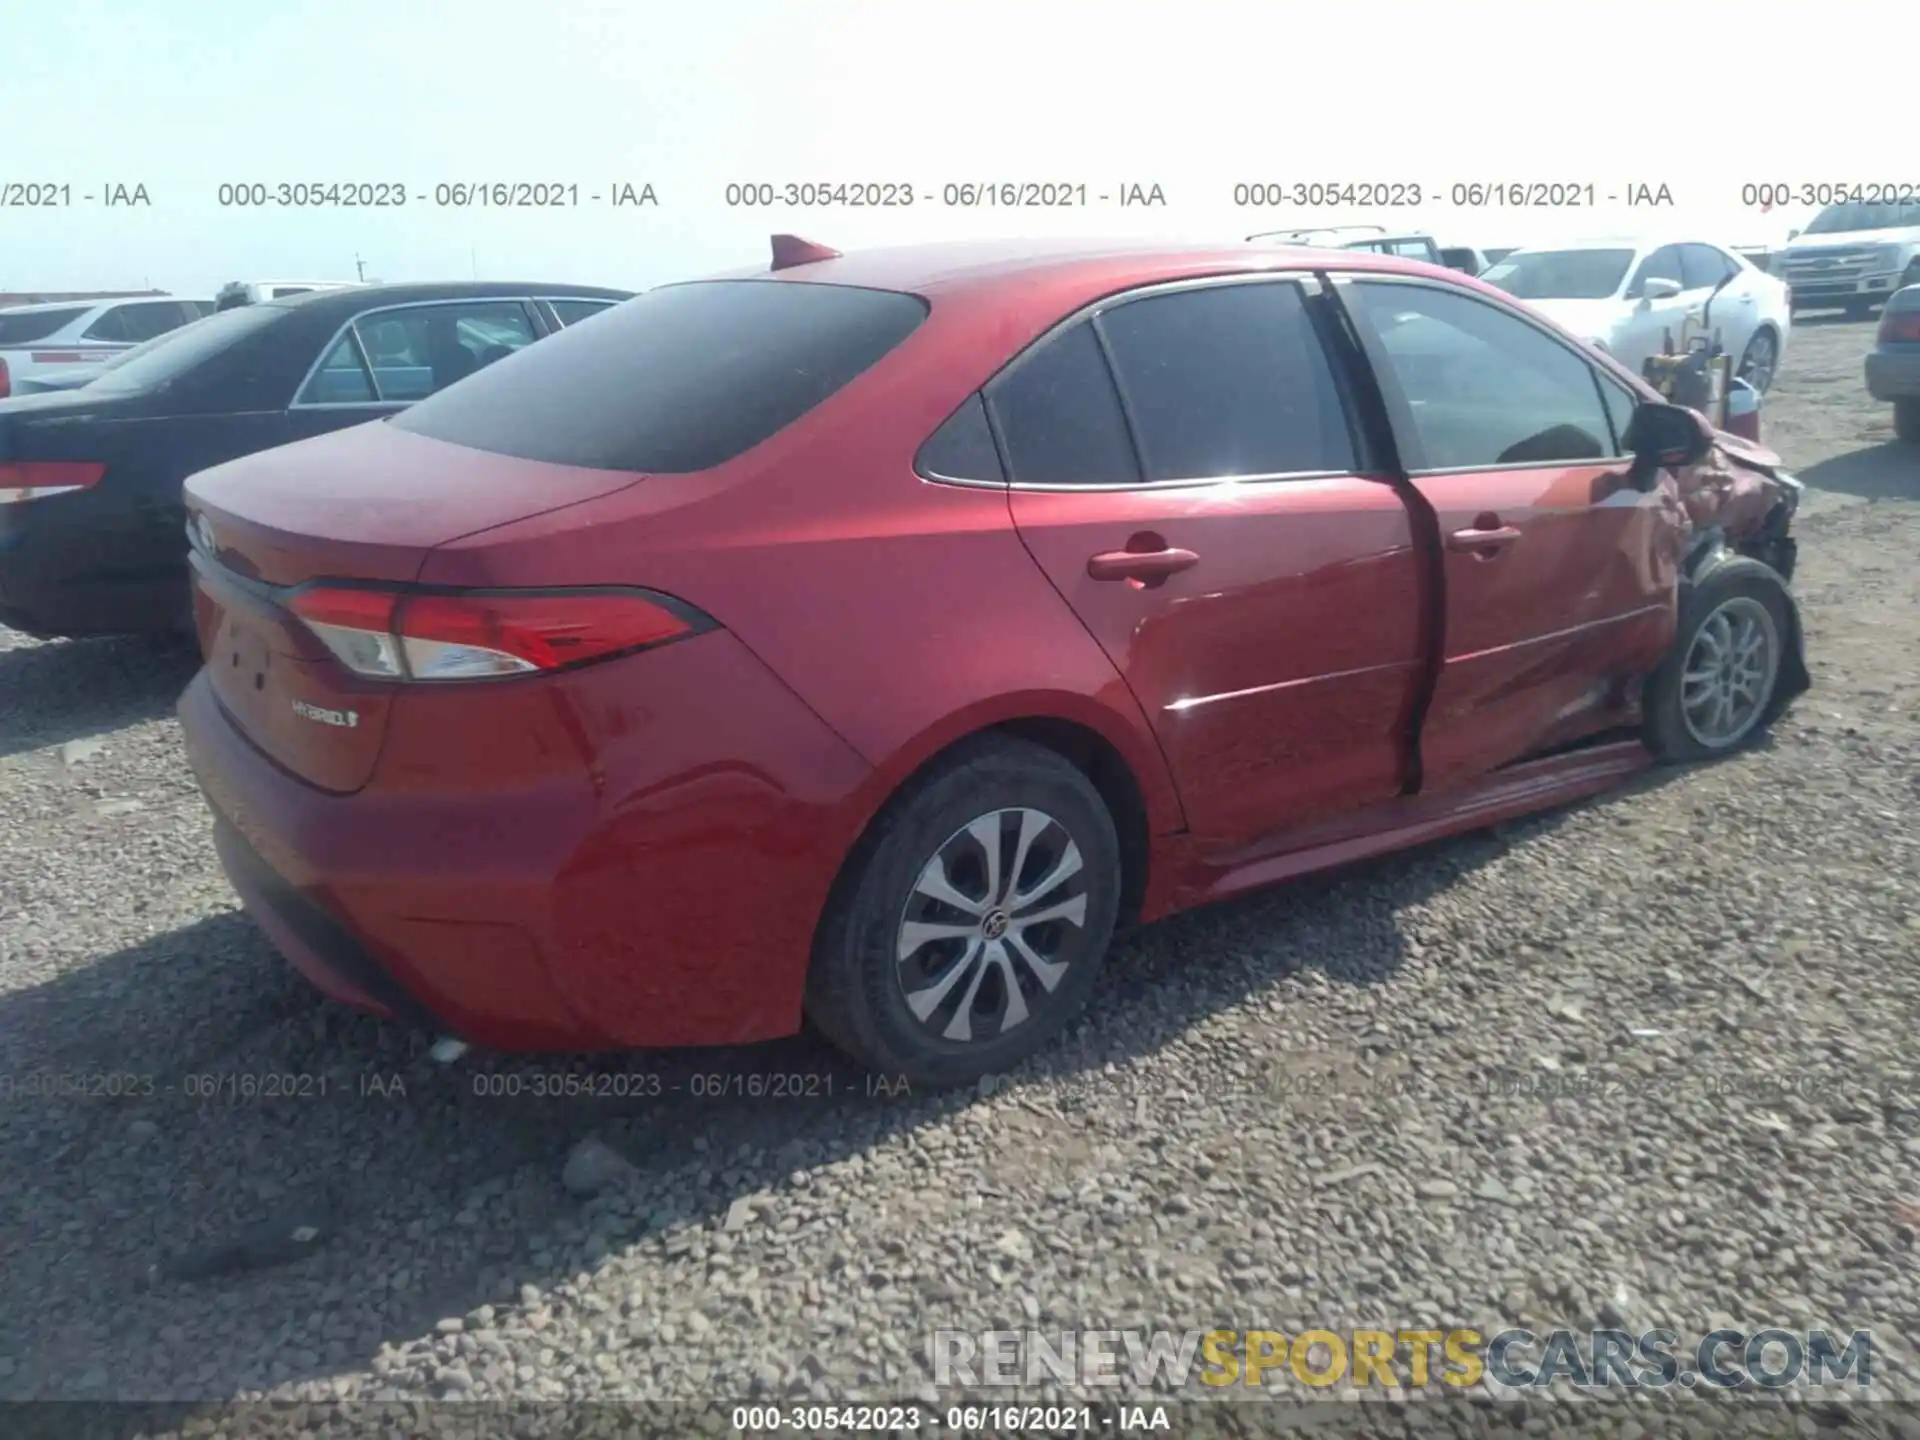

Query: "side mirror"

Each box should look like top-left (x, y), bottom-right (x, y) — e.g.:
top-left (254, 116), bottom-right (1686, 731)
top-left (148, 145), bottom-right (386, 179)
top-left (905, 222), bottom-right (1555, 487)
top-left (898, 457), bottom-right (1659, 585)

top-left (1622, 401), bottom-right (1711, 477)
top-left (1641, 276), bottom-right (1683, 301)
top-left (1787, 228), bottom-right (1802, 241)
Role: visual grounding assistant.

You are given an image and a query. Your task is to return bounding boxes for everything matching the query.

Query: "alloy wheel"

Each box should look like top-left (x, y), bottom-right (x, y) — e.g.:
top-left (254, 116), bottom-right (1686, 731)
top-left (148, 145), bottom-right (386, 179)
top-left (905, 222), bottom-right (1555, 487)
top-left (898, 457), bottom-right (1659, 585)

top-left (895, 807), bottom-right (1091, 1044)
top-left (1680, 595), bottom-right (1780, 749)
top-left (1738, 330), bottom-right (1777, 394)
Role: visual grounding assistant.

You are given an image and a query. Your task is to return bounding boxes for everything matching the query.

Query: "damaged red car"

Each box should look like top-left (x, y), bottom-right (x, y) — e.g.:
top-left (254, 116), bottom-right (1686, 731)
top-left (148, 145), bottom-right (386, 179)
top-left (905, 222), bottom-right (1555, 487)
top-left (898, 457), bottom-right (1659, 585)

top-left (175, 236), bottom-right (1809, 1087)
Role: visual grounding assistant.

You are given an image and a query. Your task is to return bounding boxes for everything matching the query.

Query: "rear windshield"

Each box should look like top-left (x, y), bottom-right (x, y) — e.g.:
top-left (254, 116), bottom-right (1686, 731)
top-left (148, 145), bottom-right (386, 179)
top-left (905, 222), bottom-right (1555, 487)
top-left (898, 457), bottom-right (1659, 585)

top-left (85, 305), bottom-right (281, 392)
top-left (1480, 249), bottom-right (1635, 300)
top-left (0, 307), bottom-right (90, 345)
top-left (392, 280), bottom-right (930, 473)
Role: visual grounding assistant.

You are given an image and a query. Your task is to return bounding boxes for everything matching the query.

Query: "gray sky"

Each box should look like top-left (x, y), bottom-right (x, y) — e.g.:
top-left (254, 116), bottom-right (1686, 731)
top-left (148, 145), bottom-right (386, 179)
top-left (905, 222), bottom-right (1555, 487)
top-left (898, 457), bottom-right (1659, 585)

top-left (3, 0), bottom-right (1901, 297)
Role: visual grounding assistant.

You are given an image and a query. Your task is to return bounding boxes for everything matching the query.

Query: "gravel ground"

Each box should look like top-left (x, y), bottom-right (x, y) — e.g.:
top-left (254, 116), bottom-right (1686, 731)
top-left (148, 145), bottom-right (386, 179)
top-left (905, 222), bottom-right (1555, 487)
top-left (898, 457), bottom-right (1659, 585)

top-left (0, 317), bottom-right (1916, 1433)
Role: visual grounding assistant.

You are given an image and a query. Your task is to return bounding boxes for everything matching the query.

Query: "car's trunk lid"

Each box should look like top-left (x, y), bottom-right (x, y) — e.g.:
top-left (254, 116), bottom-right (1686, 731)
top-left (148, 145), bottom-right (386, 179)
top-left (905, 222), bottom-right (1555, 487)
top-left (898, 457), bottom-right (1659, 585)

top-left (185, 422), bottom-right (643, 793)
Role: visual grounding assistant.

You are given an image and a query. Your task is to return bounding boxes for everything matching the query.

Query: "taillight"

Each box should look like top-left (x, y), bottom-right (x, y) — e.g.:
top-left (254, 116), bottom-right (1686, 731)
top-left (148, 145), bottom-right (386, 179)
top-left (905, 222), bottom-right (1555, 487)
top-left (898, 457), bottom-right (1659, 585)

top-left (1879, 309), bottom-right (1920, 344)
top-left (28, 351), bottom-right (97, 365)
top-left (287, 586), bottom-right (712, 682)
top-left (0, 357), bottom-right (10, 399)
top-left (0, 460), bottom-right (106, 505)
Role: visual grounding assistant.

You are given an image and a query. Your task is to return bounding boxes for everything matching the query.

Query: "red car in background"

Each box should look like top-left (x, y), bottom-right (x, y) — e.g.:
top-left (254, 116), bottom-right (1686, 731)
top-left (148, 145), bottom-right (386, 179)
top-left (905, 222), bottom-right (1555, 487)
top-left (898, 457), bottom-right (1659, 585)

top-left (175, 236), bottom-right (1809, 1087)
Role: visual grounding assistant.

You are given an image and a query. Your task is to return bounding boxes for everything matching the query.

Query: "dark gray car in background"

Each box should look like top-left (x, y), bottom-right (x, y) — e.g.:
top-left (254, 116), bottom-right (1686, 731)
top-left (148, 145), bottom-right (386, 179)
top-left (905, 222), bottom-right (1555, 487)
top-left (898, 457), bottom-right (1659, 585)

top-left (1866, 284), bottom-right (1920, 443)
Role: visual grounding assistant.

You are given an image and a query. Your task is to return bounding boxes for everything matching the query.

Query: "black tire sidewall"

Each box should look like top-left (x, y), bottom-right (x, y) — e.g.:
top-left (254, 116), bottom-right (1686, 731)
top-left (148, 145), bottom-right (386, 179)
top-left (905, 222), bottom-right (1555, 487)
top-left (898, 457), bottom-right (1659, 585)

top-left (816, 740), bottom-right (1121, 1088)
top-left (1895, 398), bottom-right (1920, 445)
top-left (1644, 560), bottom-right (1793, 763)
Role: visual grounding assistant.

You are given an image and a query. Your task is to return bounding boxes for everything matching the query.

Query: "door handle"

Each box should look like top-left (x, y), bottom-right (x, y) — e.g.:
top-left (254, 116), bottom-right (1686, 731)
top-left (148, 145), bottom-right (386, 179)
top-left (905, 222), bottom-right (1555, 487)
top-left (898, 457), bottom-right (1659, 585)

top-left (1087, 546), bottom-right (1199, 583)
top-left (1446, 524), bottom-right (1522, 554)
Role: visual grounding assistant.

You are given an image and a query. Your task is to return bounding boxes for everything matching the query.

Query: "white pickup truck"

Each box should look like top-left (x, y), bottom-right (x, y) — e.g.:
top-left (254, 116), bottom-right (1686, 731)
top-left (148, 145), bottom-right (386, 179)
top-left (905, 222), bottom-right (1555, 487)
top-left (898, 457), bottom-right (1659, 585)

top-left (0, 295), bottom-right (211, 398)
top-left (1774, 200), bottom-right (1920, 318)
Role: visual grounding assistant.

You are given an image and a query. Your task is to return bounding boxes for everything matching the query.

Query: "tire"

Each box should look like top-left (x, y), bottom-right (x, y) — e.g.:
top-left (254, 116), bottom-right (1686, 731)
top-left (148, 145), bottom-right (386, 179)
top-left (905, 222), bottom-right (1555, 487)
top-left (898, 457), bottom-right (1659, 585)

top-left (805, 734), bottom-right (1122, 1089)
top-left (1643, 558), bottom-right (1794, 763)
top-left (1736, 326), bottom-right (1779, 394)
top-left (1896, 398), bottom-right (1920, 445)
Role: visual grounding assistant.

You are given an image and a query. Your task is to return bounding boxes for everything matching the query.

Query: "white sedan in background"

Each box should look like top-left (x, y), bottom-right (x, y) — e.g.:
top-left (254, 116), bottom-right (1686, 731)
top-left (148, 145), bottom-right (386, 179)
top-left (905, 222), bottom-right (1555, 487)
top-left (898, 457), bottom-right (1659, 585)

top-left (1480, 238), bottom-right (1792, 393)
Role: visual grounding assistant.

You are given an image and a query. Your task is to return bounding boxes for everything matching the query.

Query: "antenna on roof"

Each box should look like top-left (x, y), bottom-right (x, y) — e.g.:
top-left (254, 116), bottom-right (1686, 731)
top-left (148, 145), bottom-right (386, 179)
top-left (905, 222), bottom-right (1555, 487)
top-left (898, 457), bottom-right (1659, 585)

top-left (771, 234), bottom-right (842, 271)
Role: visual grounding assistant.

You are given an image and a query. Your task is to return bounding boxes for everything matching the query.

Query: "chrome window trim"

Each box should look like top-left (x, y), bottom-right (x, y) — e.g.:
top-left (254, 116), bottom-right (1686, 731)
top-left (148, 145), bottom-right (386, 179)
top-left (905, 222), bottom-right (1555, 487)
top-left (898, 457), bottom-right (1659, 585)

top-left (928, 269), bottom-right (1360, 493)
top-left (927, 468), bottom-right (1369, 494)
top-left (536, 295), bottom-right (619, 325)
top-left (1324, 269), bottom-right (1635, 474)
top-left (287, 296), bottom-right (541, 410)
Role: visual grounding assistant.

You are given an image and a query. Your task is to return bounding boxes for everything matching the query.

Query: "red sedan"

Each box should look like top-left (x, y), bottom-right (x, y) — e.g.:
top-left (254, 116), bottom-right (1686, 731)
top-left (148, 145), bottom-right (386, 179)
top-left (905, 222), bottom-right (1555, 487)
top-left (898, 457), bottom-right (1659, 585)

top-left (176, 236), bottom-right (1810, 1087)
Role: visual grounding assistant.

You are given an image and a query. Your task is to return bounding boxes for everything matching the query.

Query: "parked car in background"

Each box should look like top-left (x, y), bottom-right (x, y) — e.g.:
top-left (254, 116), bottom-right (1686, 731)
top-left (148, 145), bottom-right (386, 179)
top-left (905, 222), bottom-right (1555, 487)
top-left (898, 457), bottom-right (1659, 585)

top-left (1775, 201), bottom-right (1920, 319)
top-left (1437, 246), bottom-right (1489, 275)
top-left (0, 295), bottom-right (213, 398)
top-left (12, 314), bottom-right (222, 394)
top-left (1480, 238), bottom-right (1791, 393)
top-left (215, 279), bottom-right (363, 310)
top-left (0, 281), bottom-right (630, 639)
top-left (1249, 227), bottom-right (1447, 266)
top-left (1867, 284), bottom-right (1920, 443)
top-left (174, 236), bottom-right (1807, 1087)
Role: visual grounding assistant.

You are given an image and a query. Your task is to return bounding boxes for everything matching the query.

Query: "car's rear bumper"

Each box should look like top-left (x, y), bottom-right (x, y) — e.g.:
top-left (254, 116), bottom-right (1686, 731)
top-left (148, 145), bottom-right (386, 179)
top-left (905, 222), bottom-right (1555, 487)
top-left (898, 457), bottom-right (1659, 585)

top-left (0, 490), bottom-right (189, 637)
top-left (176, 629), bottom-right (875, 1053)
top-left (1866, 346), bottom-right (1920, 402)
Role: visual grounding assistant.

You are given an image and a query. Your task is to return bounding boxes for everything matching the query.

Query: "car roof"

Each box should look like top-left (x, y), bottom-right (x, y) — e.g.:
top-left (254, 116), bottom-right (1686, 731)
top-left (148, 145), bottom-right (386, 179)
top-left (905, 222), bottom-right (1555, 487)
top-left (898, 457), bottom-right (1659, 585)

top-left (694, 236), bottom-right (1461, 307)
top-left (0, 295), bottom-right (210, 314)
top-left (0, 297), bottom-right (120, 314)
top-left (262, 281), bottom-right (633, 316)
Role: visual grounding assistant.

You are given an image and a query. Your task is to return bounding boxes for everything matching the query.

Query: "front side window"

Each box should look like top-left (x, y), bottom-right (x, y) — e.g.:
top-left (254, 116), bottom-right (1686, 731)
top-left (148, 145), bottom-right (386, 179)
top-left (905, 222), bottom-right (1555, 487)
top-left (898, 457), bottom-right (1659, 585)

top-left (1627, 246), bottom-right (1685, 297)
top-left (1680, 244), bottom-right (1738, 291)
top-left (1097, 282), bottom-right (1355, 480)
top-left (1345, 281), bottom-right (1613, 470)
top-left (986, 320), bottom-right (1139, 486)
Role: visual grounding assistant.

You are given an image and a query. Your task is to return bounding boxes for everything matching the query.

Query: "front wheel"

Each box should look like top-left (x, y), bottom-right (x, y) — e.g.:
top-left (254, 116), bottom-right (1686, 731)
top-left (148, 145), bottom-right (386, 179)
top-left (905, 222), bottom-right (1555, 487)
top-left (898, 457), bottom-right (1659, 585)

top-left (1643, 559), bottom-right (1794, 763)
top-left (1736, 327), bottom-right (1779, 394)
top-left (805, 735), bottom-right (1122, 1089)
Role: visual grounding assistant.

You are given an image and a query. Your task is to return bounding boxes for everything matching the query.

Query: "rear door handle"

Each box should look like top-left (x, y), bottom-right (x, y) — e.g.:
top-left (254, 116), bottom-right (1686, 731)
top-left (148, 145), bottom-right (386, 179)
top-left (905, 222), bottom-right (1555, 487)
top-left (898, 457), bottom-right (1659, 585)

top-left (1087, 546), bottom-right (1199, 583)
top-left (1446, 524), bottom-right (1522, 554)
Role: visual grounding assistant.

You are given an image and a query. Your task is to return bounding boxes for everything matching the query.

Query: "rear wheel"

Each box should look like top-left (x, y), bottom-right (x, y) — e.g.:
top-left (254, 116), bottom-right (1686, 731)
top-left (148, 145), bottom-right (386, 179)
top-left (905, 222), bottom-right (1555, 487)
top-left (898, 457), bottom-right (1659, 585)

top-left (1643, 559), bottom-right (1792, 763)
top-left (805, 735), bottom-right (1121, 1089)
top-left (1896, 398), bottom-right (1920, 445)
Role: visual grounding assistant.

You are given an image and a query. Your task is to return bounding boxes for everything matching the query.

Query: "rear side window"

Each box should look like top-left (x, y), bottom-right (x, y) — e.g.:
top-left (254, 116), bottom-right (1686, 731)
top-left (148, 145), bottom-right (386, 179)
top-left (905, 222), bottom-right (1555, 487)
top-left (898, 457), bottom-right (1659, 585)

top-left (1098, 282), bottom-right (1356, 480)
top-left (987, 322), bottom-right (1140, 486)
top-left (84, 304), bottom-right (281, 393)
top-left (394, 281), bottom-right (928, 473)
top-left (0, 306), bottom-right (88, 344)
top-left (549, 299), bottom-right (616, 326)
top-left (916, 394), bottom-right (1004, 482)
top-left (86, 301), bottom-right (196, 343)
